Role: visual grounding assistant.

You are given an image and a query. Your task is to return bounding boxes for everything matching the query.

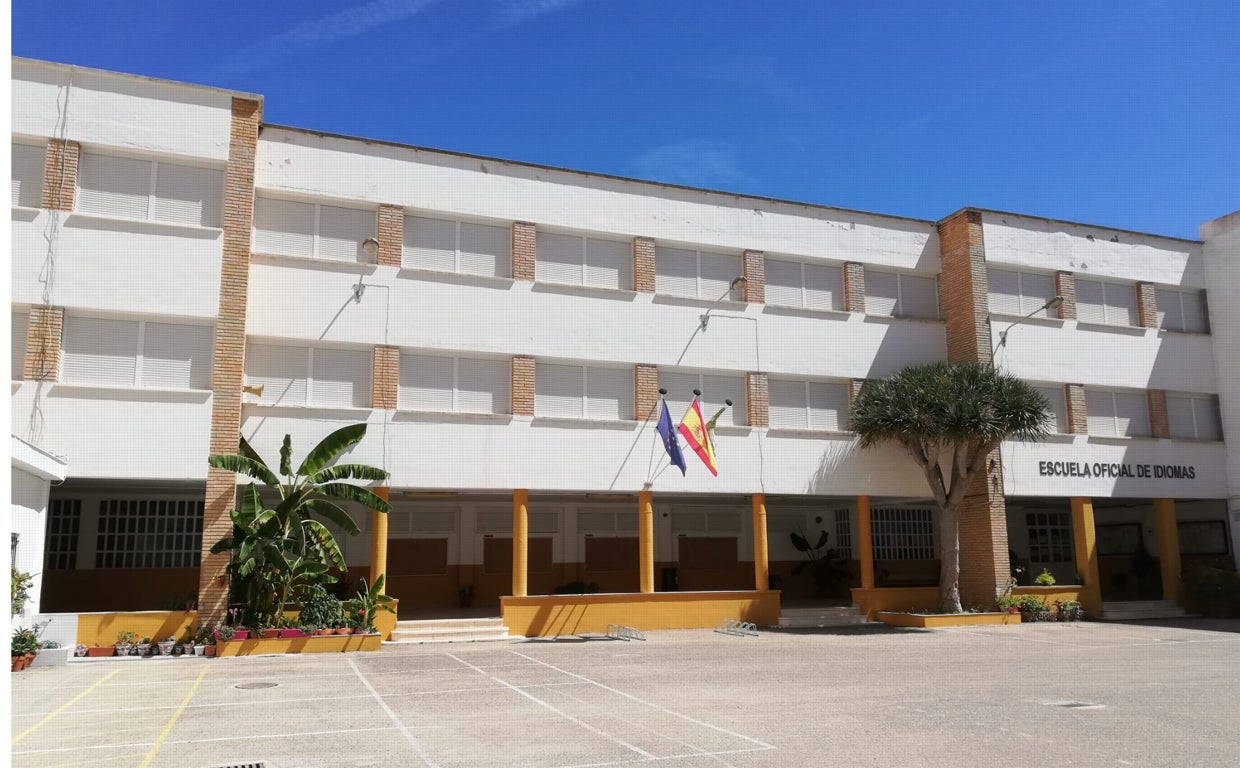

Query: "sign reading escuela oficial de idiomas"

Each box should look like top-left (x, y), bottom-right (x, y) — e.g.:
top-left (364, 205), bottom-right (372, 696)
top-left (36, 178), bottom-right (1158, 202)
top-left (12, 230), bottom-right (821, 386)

top-left (1037, 460), bottom-right (1197, 480)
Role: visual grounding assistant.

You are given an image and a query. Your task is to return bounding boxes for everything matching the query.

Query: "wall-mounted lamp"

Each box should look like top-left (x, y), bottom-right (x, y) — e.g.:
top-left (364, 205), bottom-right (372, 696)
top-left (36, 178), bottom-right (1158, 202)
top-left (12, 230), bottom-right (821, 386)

top-left (242, 384), bottom-right (264, 398)
top-left (361, 237), bottom-right (380, 260)
top-left (991, 295), bottom-right (1063, 362)
top-left (699, 276), bottom-right (748, 330)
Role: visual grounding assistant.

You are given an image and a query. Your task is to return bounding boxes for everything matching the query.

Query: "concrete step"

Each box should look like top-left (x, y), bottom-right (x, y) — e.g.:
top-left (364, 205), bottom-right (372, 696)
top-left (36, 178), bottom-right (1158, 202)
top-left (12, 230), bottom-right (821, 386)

top-left (1100, 600), bottom-right (1189, 621)
top-left (387, 617), bottom-right (512, 645)
top-left (777, 606), bottom-right (868, 628)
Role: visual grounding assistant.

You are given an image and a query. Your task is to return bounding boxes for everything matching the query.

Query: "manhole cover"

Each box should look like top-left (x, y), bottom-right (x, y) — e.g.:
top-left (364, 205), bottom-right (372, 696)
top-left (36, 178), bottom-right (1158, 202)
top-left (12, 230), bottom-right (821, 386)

top-left (233, 682), bottom-right (279, 690)
top-left (1047, 700), bottom-right (1104, 710)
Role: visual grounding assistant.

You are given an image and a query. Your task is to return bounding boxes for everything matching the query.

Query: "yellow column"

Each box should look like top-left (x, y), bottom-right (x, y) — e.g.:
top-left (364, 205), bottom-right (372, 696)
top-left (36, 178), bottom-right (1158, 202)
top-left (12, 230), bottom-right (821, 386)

top-left (857, 495), bottom-right (874, 590)
top-left (1154, 498), bottom-right (1181, 603)
top-left (752, 493), bottom-right (769, 591)
top-left (370, 487), bottom-right (390, 594)
top-left (639, 490), bottom-right (654, 594)
top-left (1070, 497), bottom-right (1103, 616)
top-left (512, 489), bottom-right (528, 597)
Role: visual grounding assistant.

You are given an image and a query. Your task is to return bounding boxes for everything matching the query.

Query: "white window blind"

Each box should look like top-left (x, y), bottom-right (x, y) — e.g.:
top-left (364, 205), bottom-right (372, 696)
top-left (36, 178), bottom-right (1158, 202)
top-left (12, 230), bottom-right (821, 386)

top-left (769, 378), bottom-right (850, 431)
top-left (866, 270), bottom-right (939, 319)
top-left (405, 215), bottom-right (511, 277)
top-left (1167, 393), bottom-right (1221, 441)
top-left (536, 231), bottom-right (584, 285)
top-left (535, 362), bottom-right (633, 420)
top-left (253, 196), bottom-right (376, 262)
top-left (765, 257), bottom-right (844, 311)
top-left (659, 370), bottom-right (748, 427)
top-left (1085, 389), bottom-right (1150, 438)
top-left (12, 311), bottom-right (28, 380)
top-left (399, 354), bottom-right (509, 414)
top-left (11, 143), bottom-right (44, 208)
top-left (1033, 385), bottom-right (1068, 434)
top-left (78, 152), bottom-right (222, 226)
top-left (311, 347), bottom-right (371, 407)
top-left (1076, 278), bottom-right (1138, 326)
top-left (245, 344), bottom-right (370, 407)
top-left (988, 268), bottom-right (1056, 317)
top-left (245, 344), bottom-right (309, 405)
top-left (655, 246), bottom-right (743, 299)
top-left (1156, 288), bottom-right (1208, 333)
top-left (535, 231), bottom-right (631, 289)
top-left (63, 315), bottom-right (212, 389)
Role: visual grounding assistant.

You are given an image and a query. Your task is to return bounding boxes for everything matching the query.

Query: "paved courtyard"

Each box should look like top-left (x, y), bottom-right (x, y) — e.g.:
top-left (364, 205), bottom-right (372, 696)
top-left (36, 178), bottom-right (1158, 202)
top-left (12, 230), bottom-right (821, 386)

top-left (10, 619), bottom-right (1240, 768)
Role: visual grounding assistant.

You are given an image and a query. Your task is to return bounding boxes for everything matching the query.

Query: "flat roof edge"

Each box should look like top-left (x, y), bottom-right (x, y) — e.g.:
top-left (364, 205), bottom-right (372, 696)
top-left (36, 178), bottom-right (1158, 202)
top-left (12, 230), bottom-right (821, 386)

top-left (949, 206), bottom-right (1202, 245)
top-left (13, 56), bottom-right (264, 104)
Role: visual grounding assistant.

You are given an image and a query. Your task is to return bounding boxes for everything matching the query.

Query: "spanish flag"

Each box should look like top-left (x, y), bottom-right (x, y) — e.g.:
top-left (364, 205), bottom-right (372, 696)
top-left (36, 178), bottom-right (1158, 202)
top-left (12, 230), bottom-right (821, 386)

top-left (678, 399), bottom-right (718, 476)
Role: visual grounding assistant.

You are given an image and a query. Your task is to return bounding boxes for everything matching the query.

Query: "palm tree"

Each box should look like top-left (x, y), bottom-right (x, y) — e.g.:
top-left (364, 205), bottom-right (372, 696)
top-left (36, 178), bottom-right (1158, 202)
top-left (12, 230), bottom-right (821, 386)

top-left (851, 363), bottom-right (1050, 613)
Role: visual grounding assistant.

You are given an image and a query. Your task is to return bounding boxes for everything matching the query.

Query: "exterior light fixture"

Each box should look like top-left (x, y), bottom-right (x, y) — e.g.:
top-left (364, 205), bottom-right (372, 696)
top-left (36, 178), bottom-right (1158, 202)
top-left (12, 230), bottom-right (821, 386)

top-left (991, 295), bottom-right (1064, 362)
top-left (361, 237), bottom-right (380, 260)
top-left (699, 276), bottom-right (749, 330)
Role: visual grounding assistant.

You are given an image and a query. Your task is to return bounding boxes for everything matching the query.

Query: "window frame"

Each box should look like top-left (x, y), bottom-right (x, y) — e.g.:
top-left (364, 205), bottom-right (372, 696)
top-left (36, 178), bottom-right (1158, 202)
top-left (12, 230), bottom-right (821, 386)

top-left (1166, 392), bottom-right (1222, 441)
top-left (767, 377), bottom-right (851, 432)
top-left (763, 256), bottom-right (845, 312)
top-left (403, 213), bottom-right (512, 278)
top-left (534, 361), bottom-right (635, 422)
top-left (654, 245), bottom-right (744, 300)
top-left (61, 314), bottom-right (215, 391)
top-left (865, 269), bottom-right (940, 320)
top-left (76, 150), bottom-right (225, 228)
top-left (1155, 286), bottom-right (1209, 334)
top-left (535, 229), bottom-right (632, 290)
top-left (244, 342), bottom-right (373, 409)
top-left (1075, 277), bottom-right (1138, 327)
top-left (252, 195), bottom-right (378, 262)
top-left (987, 267), bottom-right (1058, 318)
top-left (658, 369), bottom-right (749, 428)
top-left (398, 352), bottom-right (510, 415)
top-left (11, 141), bottom-right (46, 209)
top-left (1085, 388), bottom-right (1151, 438)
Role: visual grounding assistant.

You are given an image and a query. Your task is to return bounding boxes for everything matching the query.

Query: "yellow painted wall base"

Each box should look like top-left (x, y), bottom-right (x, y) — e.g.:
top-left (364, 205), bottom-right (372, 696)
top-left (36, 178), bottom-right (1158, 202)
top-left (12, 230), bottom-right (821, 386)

top-left (850, 587), bottom-right (939, 620)
top-left (76, 611), bottom-right (199, 647)
top-left (500, 590), bottom-right (781, 637)
top-left (1011, 586), bottom-right (1085, 609)
top-left (216, 634), bottom-right (381, 656)
top-left (875, 611), bottom-right (1022, 628)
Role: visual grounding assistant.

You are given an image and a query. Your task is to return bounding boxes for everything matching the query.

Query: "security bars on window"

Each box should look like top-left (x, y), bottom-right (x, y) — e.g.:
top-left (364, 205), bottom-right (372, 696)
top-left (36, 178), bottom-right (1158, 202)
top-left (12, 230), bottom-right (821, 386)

top-left (870, 507), bottom-right (935, 560)
top-left (93, 499), bottom-right (204, 569)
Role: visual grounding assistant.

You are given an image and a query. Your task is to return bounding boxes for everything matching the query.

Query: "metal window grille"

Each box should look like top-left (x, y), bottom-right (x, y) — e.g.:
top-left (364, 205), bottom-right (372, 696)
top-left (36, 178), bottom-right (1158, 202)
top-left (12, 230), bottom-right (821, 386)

top-left (45, 498), bottom-right (82, 570)
top-left (94, 499), bottom-right (204, 569)
top-left (1026, 512), bottom-right (1073, 563)
top-left (870, 507), bottom-right (935, 560)
top-left (834, 509), bottom-right (853, 560)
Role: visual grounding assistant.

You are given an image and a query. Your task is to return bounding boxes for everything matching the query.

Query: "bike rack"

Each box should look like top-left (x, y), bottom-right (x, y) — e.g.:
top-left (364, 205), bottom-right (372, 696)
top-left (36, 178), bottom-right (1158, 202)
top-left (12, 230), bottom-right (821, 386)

top-left (714, 619), bottom-right (758, 637)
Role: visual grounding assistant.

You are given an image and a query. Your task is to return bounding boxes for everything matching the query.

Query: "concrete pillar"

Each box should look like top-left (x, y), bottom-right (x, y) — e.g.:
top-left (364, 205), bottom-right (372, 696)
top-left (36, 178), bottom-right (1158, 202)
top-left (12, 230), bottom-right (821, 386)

top-left (512, 490), bottom-right (528, 597)
top-left (751, 494), bottom-right (769, 591)
top-left (1154, 498), bottom-right (1181, 603)
top-left (371, 487), bottom-right (390, 594)
top-left (639, 490), bottom-right (654, 594)
top-left (857, 495), bottom-right (875, 590)
top-left (1070, 497), bottom-right (1103, 615)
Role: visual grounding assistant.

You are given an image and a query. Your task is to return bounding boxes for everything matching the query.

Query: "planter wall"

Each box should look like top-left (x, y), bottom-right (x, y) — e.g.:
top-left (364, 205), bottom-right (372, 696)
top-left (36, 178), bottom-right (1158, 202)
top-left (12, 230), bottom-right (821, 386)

top-left (875, 611), bottom-right (1023, 628)
top-left (215, 633), bottom-right (381, 657)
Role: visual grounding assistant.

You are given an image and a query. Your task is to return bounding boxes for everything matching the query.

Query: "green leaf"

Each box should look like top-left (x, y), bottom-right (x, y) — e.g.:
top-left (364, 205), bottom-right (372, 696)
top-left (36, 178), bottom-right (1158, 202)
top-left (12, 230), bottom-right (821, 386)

top-left (310, 463), bottom-right (389, 484)
top-left (317, 483), bottom-right (392, 515)
top-left (296, 423), bottom-right (369, 477)
top-left (304, 498), bottom-right (362, 535)
top-left (208, 454), bottom-right (279, 486)
top-left (279, 434), bottom-right (293, 478)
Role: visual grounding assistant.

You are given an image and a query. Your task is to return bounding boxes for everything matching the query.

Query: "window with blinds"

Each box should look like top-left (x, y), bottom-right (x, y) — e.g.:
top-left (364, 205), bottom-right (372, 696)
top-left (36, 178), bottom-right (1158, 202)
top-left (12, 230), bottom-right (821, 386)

top-left (94, 498), bottom-right (203, 569)
top-left (865, 270), bottom-right (939, 319)
top-left (765, 257), bottom-right (844, 311)
top-left (1032, 384), bottom-right (1068, 434)
top-left (245, 343), bottom-right (371, 408)
top-left (404, 215), bottom-right (511, 277)
top-left (871, 507), bottom-right (935, 560)
top-left (536, 231), bottom-right (632, 290)
top-left (1156, 287), bottom-right (1209, 333)
top-left (11, 143), bottom-right (45, 208)
top-left (987, 268), bottom-right (1057, 317)
top-left (535, 362), bottom-right (633, 420)
top-left (654, 246), bottom-right (743, 299)
top-left (398, 354), bottom-right (509, 414)
top-left (658, 370), bottom-right (747, 427)
top-left (1027, 511), bottom-right (1073, 564)
top-left (1085, 388), bottom-right (1151, 438)
top-left (12, 311), bottom-right (28, 380)
top-left (1075, 278), bottom-right (1138, 326)
top-left (61, 315), bottom-right (214, 389)
top-left (768, 378), bottom-right (850, 431)
top-left (1167, 393), bottom-right (1222, 441)
top-left (77, 152), bottom-right (223, 227)
top-left (253, 196), bottom-right (376, 262)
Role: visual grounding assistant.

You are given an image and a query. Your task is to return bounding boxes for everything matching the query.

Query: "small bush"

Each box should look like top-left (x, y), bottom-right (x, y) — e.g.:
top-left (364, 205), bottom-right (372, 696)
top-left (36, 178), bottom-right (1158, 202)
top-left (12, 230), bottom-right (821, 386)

top-left (1034, 568), bottom-right (1056, 586)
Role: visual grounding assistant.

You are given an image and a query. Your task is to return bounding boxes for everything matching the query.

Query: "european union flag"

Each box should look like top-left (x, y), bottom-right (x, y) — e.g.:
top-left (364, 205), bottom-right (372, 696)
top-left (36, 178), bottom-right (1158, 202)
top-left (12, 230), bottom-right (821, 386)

top-left (657, 400), bottom-right (688, 476)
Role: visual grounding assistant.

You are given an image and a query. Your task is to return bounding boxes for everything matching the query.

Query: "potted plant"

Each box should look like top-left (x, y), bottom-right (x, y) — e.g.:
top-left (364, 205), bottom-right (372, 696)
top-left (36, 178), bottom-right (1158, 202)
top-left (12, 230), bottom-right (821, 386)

top-left (214, 624), bottom-right (236, 644)
top-left (1034, 568), bottom-right (1056, 587)
top-left (11, 626), bottom-right (39, 670)
top-left (1013, 594), bottom-right (1051, 622)
top-left (74, 644), bottom-right (88, 658)
top-left (156, 635), bottom-right (176, 656)
top-left (193, 626), bottom-right (213, 656)
top-left (1055, 599), bottom-right (1083, 622)
top-left (352, 576), bottom-right (396, 634)
top-left (116, 630), bottom-right (137, 657)
top-left (136, 637), bottom-right (152, 657)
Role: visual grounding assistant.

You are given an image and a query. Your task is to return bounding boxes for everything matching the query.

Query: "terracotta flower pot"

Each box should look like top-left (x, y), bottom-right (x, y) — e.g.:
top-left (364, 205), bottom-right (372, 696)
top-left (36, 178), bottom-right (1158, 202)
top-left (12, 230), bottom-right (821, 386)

top-left (333, 627), bottom-right (352, 635)
top-left (315, 629), bottom-right (334, 636)
top-left (87, 646), bottom-right (114, 657)
top-left (260, 629), bottom-right (280, 639)
top-left (204, 645), bottom-right (216, 657)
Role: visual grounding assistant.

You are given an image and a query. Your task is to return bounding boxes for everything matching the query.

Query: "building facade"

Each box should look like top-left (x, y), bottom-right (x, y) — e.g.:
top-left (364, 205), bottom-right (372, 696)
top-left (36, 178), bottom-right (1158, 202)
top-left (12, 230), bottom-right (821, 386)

top-left (11, 58), bottom-right (1239, 629)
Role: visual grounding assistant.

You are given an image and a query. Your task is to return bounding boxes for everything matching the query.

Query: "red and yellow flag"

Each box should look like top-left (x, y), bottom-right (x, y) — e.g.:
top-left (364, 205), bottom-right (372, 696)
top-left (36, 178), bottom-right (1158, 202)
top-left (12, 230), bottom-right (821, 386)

top-left (677, 399), bottom-right (718, 476)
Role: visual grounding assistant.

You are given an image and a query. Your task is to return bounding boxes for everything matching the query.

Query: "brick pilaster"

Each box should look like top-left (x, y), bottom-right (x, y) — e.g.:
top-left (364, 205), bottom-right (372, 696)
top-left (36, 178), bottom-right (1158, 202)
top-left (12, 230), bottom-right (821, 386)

top-left (377, 205), bottom-right (404, 267)
top-left (1136, 282), bottom-right (1158, 328)
top-left (512, 355), bottom-right (535, 416)
top-left (1148, 389), bottom-right (1170, 438)
top-left (1066, 383), bottom-right (1089, 434)
top-left (24, 305), bottom-right (64, 381)
top-left (1054, 271), bottom-right (1077, 320)
top-left (198, 97), bottom-right (262, 624)
top-left (937, 210), bottom-right (991, 364)
top-left (635, 364), bottom-right (659, 422)
top-left (957, 450), bottom-right (1009, 610)
top-left (742, 250), bottom-right (766, 304)
top-left (373, 345), bottom-right (400, 410)
top-left (633, 237), bottom-right (656, 293)
top-left (513, 222), bottom-right (536, 281)
top-left (843, 262), bottom-right (866, 313)
top-left (746, 372), bottom-right (769, 428)
top-left (40, 139), bottom-right (80, 211)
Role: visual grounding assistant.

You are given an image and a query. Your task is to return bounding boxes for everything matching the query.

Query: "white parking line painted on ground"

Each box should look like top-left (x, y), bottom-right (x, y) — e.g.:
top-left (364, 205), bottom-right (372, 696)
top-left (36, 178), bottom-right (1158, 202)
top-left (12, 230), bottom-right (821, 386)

top-left (347, 655), bottom-right (443, 768)
top-left (11, 726), bottom-right (402, 756)
top-left (554, 746), bottom-right (774, 768)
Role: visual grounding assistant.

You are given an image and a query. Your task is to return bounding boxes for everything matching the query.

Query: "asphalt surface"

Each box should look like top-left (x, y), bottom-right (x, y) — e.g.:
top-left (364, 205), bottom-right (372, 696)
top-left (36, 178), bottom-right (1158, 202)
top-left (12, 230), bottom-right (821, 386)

top-left (10, 618), bottom-right (1240, 767)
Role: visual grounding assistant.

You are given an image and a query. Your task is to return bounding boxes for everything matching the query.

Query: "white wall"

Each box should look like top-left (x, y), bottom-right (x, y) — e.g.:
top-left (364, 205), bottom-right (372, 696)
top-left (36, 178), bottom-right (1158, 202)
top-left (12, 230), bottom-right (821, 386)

top-left (12, 467), bottom-right (51, 618)
top-left (1201, 210), bottom-right (1240, 568)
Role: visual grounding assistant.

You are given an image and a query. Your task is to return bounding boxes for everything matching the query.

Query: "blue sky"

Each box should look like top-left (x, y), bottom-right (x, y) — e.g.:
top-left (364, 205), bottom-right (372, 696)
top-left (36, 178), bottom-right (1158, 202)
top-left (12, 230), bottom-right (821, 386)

top-left (12, 0), bottom-right (1238, 239)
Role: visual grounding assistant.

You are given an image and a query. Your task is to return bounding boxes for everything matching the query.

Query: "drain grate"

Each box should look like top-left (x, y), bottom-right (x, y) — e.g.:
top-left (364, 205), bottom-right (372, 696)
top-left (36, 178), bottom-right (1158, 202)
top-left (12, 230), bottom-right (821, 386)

top-left (1048, 700), bottom-right (1104, 710)
top-left (233, 681), bottom-right (279, 690)
top-left (211, 763), bottom-right (265, 768)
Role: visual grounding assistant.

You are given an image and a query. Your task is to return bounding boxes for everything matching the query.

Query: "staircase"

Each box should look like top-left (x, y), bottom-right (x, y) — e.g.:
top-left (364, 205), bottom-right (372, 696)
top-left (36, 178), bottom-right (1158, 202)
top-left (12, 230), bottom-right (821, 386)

top-left (384, 617), bottom-right (513, 645)
top-left (1099, 600), bottom-right (1190, 621)
top-left (776, 605), bottom-right (868, 628)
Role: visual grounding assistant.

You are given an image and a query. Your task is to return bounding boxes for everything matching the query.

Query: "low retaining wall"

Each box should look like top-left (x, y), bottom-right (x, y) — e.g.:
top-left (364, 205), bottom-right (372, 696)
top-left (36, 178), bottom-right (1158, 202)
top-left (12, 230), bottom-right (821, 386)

top-left (500, 590), bottom-right (781, 637)
top-left (72, 603), bottom-right (399, 646)
top-left (850, 587), bottom-right (939, 620)
top-left (875, 611), bottom-right (1022, 628)
top-left (216, 634), bottom-right (381, 656)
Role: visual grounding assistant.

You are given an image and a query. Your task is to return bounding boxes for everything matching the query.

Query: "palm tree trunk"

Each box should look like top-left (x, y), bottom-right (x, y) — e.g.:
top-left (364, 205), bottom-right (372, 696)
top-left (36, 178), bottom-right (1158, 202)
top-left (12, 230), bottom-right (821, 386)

top-left (938, 501), bottom-right (963, 613)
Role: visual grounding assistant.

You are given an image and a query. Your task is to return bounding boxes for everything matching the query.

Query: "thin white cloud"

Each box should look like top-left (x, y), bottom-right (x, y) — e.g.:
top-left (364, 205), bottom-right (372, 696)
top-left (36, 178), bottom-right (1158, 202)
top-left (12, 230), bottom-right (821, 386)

top-left (492, 0), bottom-right (599, 25)
top-left (630, 141), bottom-right (751, 189)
